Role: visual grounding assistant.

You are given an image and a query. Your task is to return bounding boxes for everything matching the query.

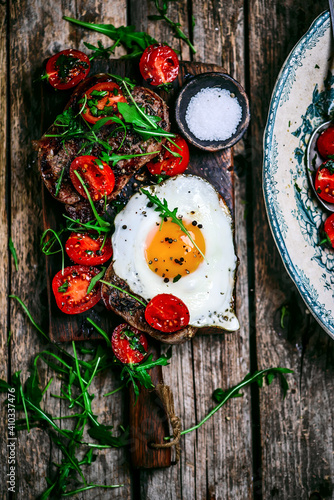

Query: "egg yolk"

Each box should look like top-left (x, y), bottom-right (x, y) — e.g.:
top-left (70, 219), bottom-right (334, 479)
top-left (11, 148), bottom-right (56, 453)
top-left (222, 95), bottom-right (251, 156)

top-left (144, 220), bottom-right (205, 280)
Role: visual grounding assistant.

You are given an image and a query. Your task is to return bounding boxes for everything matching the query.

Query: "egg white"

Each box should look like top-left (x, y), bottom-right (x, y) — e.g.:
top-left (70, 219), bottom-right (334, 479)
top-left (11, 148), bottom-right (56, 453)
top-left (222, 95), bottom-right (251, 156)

top-left (112, 175), bottom-right (239, 331)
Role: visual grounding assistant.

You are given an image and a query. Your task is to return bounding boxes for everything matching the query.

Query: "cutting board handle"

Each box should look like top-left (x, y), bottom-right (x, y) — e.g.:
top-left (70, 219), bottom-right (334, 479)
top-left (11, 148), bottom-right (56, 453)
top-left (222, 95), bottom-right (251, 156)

top-left (128, 344), bottom-right (172, 468)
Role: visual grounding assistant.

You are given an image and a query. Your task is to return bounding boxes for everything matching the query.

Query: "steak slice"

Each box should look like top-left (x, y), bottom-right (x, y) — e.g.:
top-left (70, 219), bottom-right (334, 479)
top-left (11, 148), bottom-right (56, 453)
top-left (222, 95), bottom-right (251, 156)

top-left (101, 262), bottom-right (197, 345)
top-left (37, 74), bottom-right (170, 217)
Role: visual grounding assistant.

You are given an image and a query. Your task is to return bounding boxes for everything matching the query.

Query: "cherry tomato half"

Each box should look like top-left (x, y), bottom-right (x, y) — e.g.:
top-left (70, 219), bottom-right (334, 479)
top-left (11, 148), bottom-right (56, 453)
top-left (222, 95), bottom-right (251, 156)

top-left (314, 162), bottom-right (334, 203)
top-left (146, 135), bottom-right (190, 176)
top-left (46, 49), bottom-right (90, 90)
top-left (317, 125), bottom-right (334, 159)
top-left (324, 213), bottom-right (334, 248)
top-left (81, 82), bottom-right (127, 124)
top-left (65, 232), bottom-right (113, 265)
top-left (112, 323), bottom-right (148, 364)
top-left (52, 265), bottom-right (101, 314)
top-left (69, 155), bottom-right (115, 201)
top-left (139, 44), bottom-right (179, 86)
top-left (144, 294), bottom-right (190, 333)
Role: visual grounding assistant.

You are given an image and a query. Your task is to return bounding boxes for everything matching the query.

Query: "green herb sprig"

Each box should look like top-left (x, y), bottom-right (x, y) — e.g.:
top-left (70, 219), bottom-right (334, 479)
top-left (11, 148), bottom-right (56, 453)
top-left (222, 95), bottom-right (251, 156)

top-left (9, 237), bottom-right (19, 271)
top-left (166, 367), bottom-right (293, 440)
top-left (149, 0), bottom-right (196, 54)
top-left (120, 348), bottom-right (172, 401)
top-left (100, 279), bottom-right (147, 308)
top-left (63, 16), bottom-right (158, 59)
top-left (140, 187), bottom-right (207, 261)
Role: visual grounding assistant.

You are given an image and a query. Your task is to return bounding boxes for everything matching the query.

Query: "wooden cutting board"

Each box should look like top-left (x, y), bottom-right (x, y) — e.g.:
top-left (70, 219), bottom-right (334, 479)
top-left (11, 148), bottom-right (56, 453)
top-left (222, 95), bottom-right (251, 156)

top-left (40, 58), bottom-right (234, 469)
top-left (41, 59), bottom-right (234, 344)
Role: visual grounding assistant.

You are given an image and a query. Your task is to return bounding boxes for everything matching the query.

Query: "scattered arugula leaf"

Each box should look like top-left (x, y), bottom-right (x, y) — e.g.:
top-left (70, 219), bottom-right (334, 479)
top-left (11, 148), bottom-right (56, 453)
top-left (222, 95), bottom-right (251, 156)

top-left (40, 228), bottom-right (65, 275)
top-left (84, 40), bottom-right (120, 60)
top-left (280, 305), bottom-right (289, 329)
top-left (149, 0), bottom-right (196, 54)
top-left (9, 237), bottom-right (19, 271)
top-left (167, 367), bottom-right (294, 439)
top-left (63, 16), bottom-right (158, 59)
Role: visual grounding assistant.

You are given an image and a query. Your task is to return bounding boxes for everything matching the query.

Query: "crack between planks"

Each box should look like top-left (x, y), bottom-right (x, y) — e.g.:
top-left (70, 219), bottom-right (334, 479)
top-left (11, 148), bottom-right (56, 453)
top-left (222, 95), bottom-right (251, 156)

top-left (242, 0), bottom-right (263, 499)
top-left (6, 2), bottom-right (14, 499)
top-left (190, 338), bottom-right (198, 500)
top-left (186, 0), bottom-right (194, 62)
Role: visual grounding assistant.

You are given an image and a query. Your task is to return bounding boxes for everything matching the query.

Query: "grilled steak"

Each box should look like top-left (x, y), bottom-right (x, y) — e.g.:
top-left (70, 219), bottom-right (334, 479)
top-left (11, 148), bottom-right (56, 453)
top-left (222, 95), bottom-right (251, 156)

top-left (101, 262), bottom-right (197, 345)
top-left (37, 74), bottom-right (170, 219)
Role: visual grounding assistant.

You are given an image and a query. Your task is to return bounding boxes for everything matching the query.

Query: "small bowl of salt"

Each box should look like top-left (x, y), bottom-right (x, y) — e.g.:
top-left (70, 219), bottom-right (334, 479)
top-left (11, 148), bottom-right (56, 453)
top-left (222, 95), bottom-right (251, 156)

top-left (175, 72), bottom-right (250, 151)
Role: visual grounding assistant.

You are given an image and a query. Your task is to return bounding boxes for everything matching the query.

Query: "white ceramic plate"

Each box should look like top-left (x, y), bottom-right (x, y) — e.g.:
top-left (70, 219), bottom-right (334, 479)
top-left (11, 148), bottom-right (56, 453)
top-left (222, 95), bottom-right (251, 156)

top-left (263, 10), bottom-right (334, 340)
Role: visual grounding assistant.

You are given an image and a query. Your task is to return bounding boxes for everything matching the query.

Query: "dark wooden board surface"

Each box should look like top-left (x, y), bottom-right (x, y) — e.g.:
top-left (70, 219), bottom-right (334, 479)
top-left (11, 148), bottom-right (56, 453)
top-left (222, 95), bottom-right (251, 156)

top-left (2, 1), bottom-right (334, 499)
top-left (42, 59), bottom-right (234, 343)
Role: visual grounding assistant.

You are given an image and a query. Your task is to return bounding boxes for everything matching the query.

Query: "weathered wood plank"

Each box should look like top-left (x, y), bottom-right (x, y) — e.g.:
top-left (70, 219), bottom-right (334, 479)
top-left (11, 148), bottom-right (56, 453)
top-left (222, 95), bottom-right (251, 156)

top-left (128, 2), bottom-right (197, 498)
top-left (0, 3), bottom-right (9, 499)
top-left (129, 1), bottom-right (252, 499)
top-left (248, 1), bottom-right (334, 498)
top-left (9, 0), bottom-right (56, 497)
top-left (191, 1), bottom-right (252, 499)
top-left (8, 1), bottom-right (131, 498)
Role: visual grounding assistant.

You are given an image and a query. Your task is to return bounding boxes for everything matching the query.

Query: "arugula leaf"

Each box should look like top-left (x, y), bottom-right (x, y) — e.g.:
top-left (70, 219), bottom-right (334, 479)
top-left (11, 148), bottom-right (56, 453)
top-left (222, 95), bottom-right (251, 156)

top-left (178, 367), bottom-right (294, 438)
top-left (149, 0), bottom-right (196, 54)
top-left (0, 379), bottom-right (11, 392)
top-left (87, 267), bottom-right (106, 294)
top-left (63, 17), bottom-right (158, 58)
top-left (117, 101), bottom-right (160, 129)
top-left (84, 40), bottom-right (119, 60)
top-left (87, 424), bottom-right (129, 447)
top-left (140, 187), bottom-right (206, 261)
top-left (119, 348), bottom-right (172, 402)
top-left (9, 237), bottom-right (18, 271)
top-left (100, 279), bottom-right (147, 307)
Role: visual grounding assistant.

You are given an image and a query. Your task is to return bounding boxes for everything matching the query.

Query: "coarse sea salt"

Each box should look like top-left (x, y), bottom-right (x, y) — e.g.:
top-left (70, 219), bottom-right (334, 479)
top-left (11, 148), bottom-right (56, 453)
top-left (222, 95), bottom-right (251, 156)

top-left (185, 87), bottom-right (242, 141)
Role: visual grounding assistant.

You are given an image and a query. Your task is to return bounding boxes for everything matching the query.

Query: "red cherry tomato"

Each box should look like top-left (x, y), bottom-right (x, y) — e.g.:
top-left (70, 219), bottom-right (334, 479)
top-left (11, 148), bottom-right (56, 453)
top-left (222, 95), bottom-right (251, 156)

top-left (144, 294), bottom-right (190, 333)
top-left (65, 232), bottom-right (113, 265)
top-left (146, 135), bottom-right (190, 176)
top-left (112, 323), bottom-right (148, 364)
top-left (324, 213), bottom-right (334, 247)
top-left (314, 162), bottom-right (334, 203)
top-left (81, 82), bottom-right (127, 124)
top-left (139, 44), bottom-right (179, 86)
top-left (46, 49), bottom-right (90, 90)
top-left (317, 125), bottom-right (334, 159)
top-left (69, 155), bottom-right (115, 201)
top-left (52, 265), bottom-right (101, 314)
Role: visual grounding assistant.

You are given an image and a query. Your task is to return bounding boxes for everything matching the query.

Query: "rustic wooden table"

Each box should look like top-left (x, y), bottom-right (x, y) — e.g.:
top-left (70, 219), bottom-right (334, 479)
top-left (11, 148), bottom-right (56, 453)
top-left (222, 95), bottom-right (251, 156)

top-left (1, 1), bottom-right (334, 499)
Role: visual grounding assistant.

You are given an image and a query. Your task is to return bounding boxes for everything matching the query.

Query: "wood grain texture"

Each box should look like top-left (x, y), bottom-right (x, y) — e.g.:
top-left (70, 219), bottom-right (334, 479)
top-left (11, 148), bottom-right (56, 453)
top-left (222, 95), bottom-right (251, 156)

top-left (128, 2), bottom-right (252, 499)
top-left (0, 2), bottom-right (9, 499)
top-left (248, 1), bottom-right (334, 498)
top-left (7, 1), bottom-right (131, 499)
top-left (192, 1), bottom-right (252, 500)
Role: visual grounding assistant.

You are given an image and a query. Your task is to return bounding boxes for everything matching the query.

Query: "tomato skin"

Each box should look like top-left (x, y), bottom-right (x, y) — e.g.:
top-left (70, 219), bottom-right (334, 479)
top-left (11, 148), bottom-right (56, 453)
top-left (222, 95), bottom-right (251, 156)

top-left (112, 323), bottom-right (148, 364)
top-left (317, 125), bottom-right (334, 158)
top-left (52, 265), bottom-right (101, 314)
top-left (82, 82), bottom-right (127, 124)
top-left (146, 135), bottom-right (190, 176)
top-left (324, 214), bottom-right (334, 247)
top-left (139, 44), bottom-right (179, 86)
top-left (65, 232), bottom-right (113, 265)
top-left (144, 294), bottom-right (190, 333)
top-left (69, 155), bottom-right (115, 201)
top-left (314, 163), bottom-right (334, 203)
top-left (46, 49), bottom-right (90, 90)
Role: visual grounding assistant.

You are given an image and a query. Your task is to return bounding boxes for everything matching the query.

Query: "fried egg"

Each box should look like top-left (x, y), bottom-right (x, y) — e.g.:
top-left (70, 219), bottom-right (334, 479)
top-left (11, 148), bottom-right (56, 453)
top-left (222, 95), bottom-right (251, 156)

top-left (112, 175), bottom-right (239, 331)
